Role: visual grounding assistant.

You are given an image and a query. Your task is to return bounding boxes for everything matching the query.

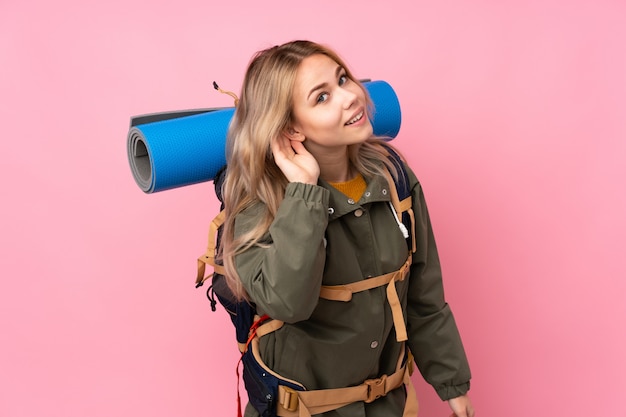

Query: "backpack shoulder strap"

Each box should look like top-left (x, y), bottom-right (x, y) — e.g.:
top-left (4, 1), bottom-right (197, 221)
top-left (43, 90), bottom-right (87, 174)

top-left (382, 146), bottom-right (416, 254)
top-left (195, 165), bottom-right (228, 287)
top-left (196, 209), bottom-right (226, 287)
top-left (195, 166), bottom-right (259, 346)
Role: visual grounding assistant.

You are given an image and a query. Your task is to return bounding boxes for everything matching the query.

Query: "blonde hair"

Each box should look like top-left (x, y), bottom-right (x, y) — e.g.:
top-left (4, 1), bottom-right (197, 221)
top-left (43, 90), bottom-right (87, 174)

top-left (221, 40), bottom-right (401, 300)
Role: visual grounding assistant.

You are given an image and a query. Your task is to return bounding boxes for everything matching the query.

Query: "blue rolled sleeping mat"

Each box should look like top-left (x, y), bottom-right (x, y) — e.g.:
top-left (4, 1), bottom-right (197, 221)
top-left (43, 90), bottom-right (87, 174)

top-left (127, 80), bottom-right (402, 193)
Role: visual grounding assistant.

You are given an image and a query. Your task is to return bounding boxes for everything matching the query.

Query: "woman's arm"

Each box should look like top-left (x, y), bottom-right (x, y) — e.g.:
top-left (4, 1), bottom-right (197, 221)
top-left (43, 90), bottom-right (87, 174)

top-left (234, 182), bottom-right (329, 323)
top-left (403, 164), bottom-right (472, 400)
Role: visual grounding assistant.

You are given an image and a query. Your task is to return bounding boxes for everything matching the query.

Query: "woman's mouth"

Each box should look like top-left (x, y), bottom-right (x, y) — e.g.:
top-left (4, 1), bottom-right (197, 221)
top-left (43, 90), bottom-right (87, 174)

top-left (345, 110), bottom-right (364, 126)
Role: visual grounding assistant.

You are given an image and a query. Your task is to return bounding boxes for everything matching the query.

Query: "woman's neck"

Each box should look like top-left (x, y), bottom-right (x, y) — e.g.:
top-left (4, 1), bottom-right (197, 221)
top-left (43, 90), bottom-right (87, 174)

top-left (308, 144), bottom-right (353, 183)
top-left (319, 154), bottom-right (353, 182)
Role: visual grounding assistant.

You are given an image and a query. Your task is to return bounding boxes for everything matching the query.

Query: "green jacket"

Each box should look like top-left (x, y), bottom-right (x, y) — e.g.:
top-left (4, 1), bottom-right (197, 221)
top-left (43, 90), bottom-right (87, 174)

top-left (236, 161), bottom-right (471, 417)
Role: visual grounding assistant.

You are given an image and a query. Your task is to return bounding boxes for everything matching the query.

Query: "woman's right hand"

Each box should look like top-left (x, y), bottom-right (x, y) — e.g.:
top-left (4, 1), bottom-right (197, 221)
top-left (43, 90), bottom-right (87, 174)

top-left (271, 135), bottom-right (319, 185)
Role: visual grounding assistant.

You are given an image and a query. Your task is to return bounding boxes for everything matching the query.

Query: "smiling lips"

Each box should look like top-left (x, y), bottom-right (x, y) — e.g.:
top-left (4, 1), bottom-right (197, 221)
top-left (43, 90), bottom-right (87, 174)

top-left (345, 109), bottom-right (365, 126)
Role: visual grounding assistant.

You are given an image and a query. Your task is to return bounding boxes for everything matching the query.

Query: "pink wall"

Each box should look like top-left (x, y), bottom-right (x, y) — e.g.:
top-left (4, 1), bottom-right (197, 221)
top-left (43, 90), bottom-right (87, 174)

top-left (2, 1), bottom-right (624, 416)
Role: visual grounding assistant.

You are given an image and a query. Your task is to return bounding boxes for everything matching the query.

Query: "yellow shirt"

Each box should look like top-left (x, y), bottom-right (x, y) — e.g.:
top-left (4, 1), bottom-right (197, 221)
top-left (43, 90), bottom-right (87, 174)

top-left (328, 173), bottom-right (367, 202)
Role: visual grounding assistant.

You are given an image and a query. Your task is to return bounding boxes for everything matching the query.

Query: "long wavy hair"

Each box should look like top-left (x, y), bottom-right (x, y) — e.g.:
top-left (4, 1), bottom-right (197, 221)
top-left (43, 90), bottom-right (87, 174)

top-left (220, 40), bottom-right (402, 300)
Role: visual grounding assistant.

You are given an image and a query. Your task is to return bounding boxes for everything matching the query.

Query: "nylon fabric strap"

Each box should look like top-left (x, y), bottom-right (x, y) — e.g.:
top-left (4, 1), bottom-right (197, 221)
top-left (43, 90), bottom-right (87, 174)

top-left (255, 318), bottom-right (285, 338)
top-left (382, 166), bottom-right (403, 222)
top-left (319, 255), bottom-right (411, 301)
top-left (276, 351), bottom-right (417, 417)
top-left (319, 254), bottom-right (411, 342)
top-left (402, 361), bottom-right (419, 417)
top-left (398, 196), bottom-right (412, 213)
top-left (250, 320), bottom-right (417, 416)
top-left (195, 210), bottom-right (226, 286)
top-left (381, 164), bottom-right (416, 255)
top-left (386, 276), bottom-right (408, 342)
top-left (249, 335), bottom-right (306, 389)
top-left (195, 258), bottom-right (208, 286)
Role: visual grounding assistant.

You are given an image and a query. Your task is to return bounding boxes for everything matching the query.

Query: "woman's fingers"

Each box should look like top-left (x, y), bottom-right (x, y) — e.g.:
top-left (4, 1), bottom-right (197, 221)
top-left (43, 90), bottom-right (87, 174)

top-left (271, 136), bottom-right (319, 184)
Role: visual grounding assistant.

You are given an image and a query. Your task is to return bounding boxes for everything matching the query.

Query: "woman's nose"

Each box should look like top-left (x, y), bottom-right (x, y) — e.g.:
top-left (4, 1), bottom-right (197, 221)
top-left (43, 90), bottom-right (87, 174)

top-left (340, 87), bottom-right (358, 109)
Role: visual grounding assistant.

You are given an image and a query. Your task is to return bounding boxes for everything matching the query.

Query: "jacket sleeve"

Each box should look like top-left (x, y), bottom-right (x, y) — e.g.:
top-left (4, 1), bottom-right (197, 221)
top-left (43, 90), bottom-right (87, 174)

top-left (233, 182), bottom-right (330, 323)
top-left (404, 165), bottom-right (472, 401)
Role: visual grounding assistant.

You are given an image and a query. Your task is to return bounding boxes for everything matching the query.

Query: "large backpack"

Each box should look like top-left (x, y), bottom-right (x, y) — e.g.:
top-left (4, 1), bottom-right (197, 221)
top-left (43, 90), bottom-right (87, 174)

top-left (195, 147), bottom-right (418, 417)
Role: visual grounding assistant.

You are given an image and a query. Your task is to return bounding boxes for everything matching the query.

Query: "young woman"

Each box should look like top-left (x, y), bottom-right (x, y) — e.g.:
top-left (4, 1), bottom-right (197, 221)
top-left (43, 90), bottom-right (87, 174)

top-left (219, 40), bottom-right (474, 417)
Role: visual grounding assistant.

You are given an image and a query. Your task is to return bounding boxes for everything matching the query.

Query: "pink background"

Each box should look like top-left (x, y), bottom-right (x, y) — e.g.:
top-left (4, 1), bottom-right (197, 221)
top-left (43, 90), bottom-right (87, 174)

top-left (2, 0), bottom-right (625, 416)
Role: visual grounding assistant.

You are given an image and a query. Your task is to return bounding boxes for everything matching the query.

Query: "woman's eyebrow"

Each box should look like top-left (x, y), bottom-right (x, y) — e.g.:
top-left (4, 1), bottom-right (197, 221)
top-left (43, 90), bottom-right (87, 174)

top-left (307, 65), bottom-right (344, 100)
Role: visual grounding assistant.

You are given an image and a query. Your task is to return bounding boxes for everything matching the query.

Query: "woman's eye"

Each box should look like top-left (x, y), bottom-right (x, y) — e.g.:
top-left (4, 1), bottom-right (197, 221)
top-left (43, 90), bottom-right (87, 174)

top-left (338, 74), bottom-right (348, 86)
top-left (316, 92), bottom-right (329, 103)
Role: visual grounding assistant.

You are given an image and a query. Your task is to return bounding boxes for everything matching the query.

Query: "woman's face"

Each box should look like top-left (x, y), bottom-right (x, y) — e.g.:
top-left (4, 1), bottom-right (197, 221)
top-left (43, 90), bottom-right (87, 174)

top-left (289, 54), bottom-right (373, 153)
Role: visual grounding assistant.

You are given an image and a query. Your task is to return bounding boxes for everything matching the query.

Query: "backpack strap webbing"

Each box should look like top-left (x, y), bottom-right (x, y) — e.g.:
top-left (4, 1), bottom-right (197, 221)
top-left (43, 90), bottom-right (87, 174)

top-left (319, 253), bottom-right (412, 342)
top-left (196, 209), bottom-right (226, 287)
top-left (249, 317), bottom-right (418, 417)
top-left (381, 164), bottom-right (416, 254)
top-left (274, 345), bottom-right (418, 417)
top-left (318, 163), bottom-right (416, 342)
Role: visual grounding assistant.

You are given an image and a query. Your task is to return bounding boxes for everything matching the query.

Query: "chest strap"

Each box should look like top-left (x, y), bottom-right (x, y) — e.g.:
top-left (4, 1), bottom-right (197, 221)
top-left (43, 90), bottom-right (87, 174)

top-left (253, 250), bottom-right (412, 345)
top-left (314, 167), bottom-right (415, 343)
top-left (319, 253), bottom-right (412, 342)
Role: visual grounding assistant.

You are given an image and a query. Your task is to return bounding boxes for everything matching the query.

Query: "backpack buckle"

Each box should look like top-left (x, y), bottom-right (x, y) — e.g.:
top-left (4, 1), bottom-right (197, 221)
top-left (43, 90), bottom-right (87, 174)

top-left (280, 386), bottom-right (299, 412)
top-left (364, 374), bottom-right (387, 403)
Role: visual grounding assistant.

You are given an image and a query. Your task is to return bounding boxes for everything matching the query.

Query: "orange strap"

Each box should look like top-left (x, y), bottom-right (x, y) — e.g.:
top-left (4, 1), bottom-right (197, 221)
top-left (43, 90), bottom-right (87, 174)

top-left (235, 315), bottom-right (272, 417)
top-left (196, 210), bottom-right (226, 287)
top-left (382, 166), bottom-right (416, 254)
top-left (275, 348), bottom-right (418, 417)
top-left (319, 254), bottom-right (412, 342)
top-left (245, 318), bottom-right (418, 416)
top-left (317, 166), bottom-right (416, 342)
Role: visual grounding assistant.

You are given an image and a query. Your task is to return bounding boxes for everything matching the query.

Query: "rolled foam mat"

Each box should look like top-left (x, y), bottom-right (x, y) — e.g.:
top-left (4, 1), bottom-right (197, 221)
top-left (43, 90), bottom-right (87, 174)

top-left (127, 80), bottom-right (402, 193)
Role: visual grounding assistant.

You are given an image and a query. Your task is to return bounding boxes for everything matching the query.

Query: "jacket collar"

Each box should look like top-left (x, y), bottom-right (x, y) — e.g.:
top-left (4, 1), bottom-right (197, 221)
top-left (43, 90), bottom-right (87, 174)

top-left (319, 173), bottom-right (392, 220)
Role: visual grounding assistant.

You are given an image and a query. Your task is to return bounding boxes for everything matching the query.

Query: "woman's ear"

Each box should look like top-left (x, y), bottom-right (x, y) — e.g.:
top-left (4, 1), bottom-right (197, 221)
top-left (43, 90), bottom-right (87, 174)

top-left (284, 127), bottom-right (305, 142)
